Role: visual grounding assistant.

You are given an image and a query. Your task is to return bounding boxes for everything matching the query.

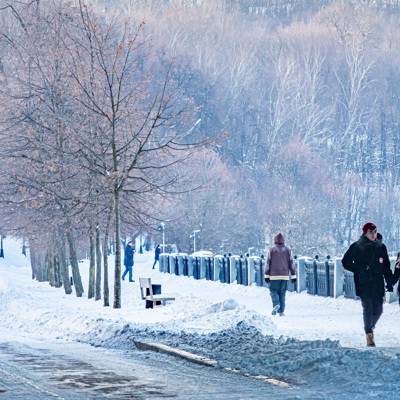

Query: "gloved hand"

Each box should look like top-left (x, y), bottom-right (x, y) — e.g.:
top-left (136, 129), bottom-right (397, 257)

top-left (265, 277), bottom-right (270, 284)
top-left (291, 278), bottom-right (297, 285)
top-left (386, 285), bottom-right (394, 293)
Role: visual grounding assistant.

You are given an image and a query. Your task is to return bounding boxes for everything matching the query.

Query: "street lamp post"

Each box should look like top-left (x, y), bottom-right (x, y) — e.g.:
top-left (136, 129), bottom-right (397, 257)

top-left (191, 229), bottom-right (200, 253)
top-left (158, 222), bottom-right (165, 253)
top-left (161, 223), bottom-right (165, 253)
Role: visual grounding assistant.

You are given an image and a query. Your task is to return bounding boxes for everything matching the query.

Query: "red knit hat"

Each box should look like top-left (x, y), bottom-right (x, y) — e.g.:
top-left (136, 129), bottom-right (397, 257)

top-left (362, 222), bottom-right (377, 235)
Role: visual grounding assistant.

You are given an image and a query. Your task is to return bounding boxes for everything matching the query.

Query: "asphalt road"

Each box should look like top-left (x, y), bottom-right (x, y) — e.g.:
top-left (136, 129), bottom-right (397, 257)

top-left (3, 326), bottom-right (400, 400)
top-left (0, 338), bottom-right (290, 400)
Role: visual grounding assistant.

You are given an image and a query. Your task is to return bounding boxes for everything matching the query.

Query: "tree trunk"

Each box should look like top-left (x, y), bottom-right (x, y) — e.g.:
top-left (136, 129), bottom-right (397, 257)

top-left (36, 253), bottom-right (47, 282)
top-left (103, 229), bottom-right (110, 307)
top-left (58, 234), bottom-right (72, 294)
top-left (54, 253), bottom-right (62, 288)
top-left (67, 230), bottom-right (84, 297)
top-left (88, 223), bottom-right (96, 299)
top-left (47, 252), bottom-right (56, 287)
top-left (95, 223), bottom-right (102, 301)
top-left (113, 188), bottom-right (121, 308)
top-left (29, 241), bottom-right (37, 280)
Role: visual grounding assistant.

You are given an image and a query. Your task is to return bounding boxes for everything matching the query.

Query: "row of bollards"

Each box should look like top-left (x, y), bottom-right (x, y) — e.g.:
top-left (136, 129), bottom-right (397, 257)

top-left (159, 253), bottom-right (399, 302)
top-left (160, 254), bottom-right (267, 287)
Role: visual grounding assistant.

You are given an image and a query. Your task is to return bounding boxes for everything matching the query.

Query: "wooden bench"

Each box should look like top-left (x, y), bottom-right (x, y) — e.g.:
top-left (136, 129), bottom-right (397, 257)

top-left (139, 278), bottom-right (175, 308)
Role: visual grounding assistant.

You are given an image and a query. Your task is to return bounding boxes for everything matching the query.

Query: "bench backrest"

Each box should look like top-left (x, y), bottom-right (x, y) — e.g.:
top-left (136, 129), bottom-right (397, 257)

top-left (139, 277), bottom-right (153, 300)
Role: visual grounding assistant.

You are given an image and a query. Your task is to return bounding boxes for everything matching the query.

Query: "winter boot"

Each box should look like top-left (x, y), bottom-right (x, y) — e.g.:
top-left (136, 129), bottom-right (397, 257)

top-left (272, 305), bottom-right (280, 316)
top-left (366, 333), bottom-right (375, 347)
top-left (279, 312), bottom-right (285, 317)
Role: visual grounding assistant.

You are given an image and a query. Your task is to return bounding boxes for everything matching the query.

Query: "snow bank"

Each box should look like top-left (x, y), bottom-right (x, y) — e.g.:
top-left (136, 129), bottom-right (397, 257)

top-left (0, 241), bottom-right (400, 349)
top-left (0, 244), bottom-right (276, 346)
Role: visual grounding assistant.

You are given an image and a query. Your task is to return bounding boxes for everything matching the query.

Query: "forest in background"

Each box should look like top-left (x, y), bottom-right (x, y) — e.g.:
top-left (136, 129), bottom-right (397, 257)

top-left (91, 0), bottom-right (400, 256)
top-left (1, 0), bottom-right (400, 300)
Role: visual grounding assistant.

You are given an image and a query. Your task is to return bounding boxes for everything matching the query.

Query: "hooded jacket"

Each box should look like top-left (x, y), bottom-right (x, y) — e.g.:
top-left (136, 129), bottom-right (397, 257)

top-left (342, 235), bottom-right (392, 298)
top-left (124, 244), bottom-right (135, 267)
top-left (265, 233), bottom-right (296, 281)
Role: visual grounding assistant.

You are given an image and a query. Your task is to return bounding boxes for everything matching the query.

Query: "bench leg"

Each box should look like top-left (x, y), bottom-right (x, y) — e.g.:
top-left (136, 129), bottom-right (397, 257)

top-left (145, 300), bottom-right (153, 309)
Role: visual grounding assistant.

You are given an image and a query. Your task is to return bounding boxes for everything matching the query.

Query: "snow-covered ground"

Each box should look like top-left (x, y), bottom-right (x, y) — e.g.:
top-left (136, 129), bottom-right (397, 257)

top-left (1, 237), bottom-right (400, 349)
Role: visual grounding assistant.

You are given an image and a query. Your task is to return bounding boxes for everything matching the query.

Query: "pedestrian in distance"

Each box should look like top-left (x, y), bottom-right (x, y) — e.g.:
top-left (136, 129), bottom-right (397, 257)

top-left (342, 222), bottom-right (393, 347)
top-left (152, 244), bottom-right (161, 269)
top-left (122, 240), bottom-right (135, 282)
top-left (265, 233), bottom-right (297, 317)
top-left (391, 252), bottom-right (400, 305)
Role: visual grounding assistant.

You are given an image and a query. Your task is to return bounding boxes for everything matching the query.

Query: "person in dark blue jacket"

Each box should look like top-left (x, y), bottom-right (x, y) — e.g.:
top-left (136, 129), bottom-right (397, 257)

top-left (152, 244), bottom-right (161, 269)
top-left (122, 241), bottom-right (135, 282)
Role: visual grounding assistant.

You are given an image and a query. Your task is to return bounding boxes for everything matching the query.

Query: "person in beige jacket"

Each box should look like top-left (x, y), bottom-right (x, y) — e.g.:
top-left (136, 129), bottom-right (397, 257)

top-left (265, 233), bottom-right (296, 316)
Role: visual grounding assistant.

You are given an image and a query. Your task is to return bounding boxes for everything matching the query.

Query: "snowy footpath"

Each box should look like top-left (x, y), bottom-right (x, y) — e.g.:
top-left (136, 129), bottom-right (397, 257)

top-left (1, 242), bottom-right (400, 348)
top-left (2, 239), bottom-right (400, 399)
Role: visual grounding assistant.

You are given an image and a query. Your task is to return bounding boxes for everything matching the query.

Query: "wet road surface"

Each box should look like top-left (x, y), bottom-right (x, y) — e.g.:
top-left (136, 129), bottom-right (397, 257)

top-left (2, 326), bottom-right (400, 400)
top-left (0, 339), bottom-right (289, 399)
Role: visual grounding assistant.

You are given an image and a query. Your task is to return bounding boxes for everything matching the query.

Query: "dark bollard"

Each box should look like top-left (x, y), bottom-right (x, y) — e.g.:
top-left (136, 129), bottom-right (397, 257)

top-left (244, 255), bottom-right (249, 285)
top-left (313, 256), bottom-right (318, 295)
top-left (227, 253), bottom-right (232, 283)
top-left (194, 257), bottom-right (200, 279)
top-left (260, 255), bottom-right (265, 286)
top-left (166, 256), bottom-right (171, 273)
top-left (174, 257), bottom-right (179, 275)
top-left (237, 256), bottom-right (243, 284)
top-left (183, 256), bottom-right (189, 276)
top-left (325, 257), bottom-right (331, 297)
top-left (220, 255), bottom-right (227, 283)
top-left (205, 257), bottom-right (212, 280)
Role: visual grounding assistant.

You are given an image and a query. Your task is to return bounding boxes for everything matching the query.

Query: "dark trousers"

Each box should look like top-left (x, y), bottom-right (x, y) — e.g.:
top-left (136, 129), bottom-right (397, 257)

top-left (122, 265), bottom-right (133, 281)
top-left (152, 259), bottom-right (159, 269)
top-left (361, 296), bottom-right (383, 334)
top-left (269, 280), bottom-right (288, 313)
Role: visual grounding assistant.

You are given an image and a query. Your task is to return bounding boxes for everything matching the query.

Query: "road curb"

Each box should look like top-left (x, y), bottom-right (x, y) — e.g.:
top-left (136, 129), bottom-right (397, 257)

top-left (134, 341), bottom-right (218, 367)
top-left (134, 340), bottom-right (291, 388)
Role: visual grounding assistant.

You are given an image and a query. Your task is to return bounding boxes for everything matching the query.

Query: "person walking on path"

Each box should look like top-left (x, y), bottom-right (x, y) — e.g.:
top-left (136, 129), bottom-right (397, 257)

top-left (152, 244), bottom-right (161, 269)
top-left (122, 241), bottom-right (135, 282)
top-left (265, 233), bottom-right (297, 316)
top-left (342, 222), bottom-right (393, 347)
top-left (390, 252), bottom-right (400, 304)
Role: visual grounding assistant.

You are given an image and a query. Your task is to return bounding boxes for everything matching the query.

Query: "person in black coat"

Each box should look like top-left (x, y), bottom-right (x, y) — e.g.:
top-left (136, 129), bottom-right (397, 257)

top-left (342, 222), bottom-right (393, 347)
top-left (122, 241), bottom-right (135, 282)
top-left (152, 244), bottom-right (161, 269)
top-left (391, 253), bottom-right (400, 303)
